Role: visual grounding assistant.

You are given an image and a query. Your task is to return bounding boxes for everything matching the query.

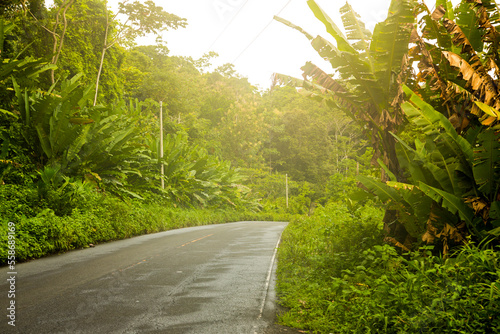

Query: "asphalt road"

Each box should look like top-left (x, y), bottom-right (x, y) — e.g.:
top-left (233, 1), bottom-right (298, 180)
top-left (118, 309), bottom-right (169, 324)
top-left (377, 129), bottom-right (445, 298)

top-left (0, 221), bottom-right (303, 334)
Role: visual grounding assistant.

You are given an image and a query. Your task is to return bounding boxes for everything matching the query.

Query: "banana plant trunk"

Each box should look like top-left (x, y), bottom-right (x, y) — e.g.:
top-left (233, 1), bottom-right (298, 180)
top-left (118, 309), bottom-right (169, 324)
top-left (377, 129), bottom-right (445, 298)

top-left (382, 130), bottom-right (414, 250)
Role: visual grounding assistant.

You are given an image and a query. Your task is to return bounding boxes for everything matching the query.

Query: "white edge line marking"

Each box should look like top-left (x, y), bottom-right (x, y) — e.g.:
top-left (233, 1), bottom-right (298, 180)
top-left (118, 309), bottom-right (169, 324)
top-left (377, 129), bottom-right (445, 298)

top-left (257, 230), bottom-right (284, 320)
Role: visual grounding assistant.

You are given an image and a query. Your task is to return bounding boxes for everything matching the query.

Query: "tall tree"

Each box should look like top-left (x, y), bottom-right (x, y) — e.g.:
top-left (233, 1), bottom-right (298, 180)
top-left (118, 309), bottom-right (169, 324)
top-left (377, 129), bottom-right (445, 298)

top-left (93, 0), bottom-right (186, 105)
top-left (48, 0), bottom-right (74, 84)
top-left (263, 86), bottom-right (364, 183)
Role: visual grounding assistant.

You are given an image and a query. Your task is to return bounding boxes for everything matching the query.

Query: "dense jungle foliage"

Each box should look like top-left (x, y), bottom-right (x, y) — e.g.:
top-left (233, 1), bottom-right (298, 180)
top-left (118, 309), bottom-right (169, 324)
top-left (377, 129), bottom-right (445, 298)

top-left (274, 0), bottom-right (500, 332)
top-left (0, 0), bottom-right (370, 261)
top-left (0, 0), bottom-right (499, 333)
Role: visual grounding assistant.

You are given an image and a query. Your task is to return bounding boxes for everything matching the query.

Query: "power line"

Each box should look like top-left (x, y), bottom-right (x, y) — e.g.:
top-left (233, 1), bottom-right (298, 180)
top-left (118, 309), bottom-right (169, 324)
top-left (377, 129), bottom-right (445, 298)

top-left (206, 0), bottom-right (252, 53)
top-left (232, 0), bottom-right (293, 64)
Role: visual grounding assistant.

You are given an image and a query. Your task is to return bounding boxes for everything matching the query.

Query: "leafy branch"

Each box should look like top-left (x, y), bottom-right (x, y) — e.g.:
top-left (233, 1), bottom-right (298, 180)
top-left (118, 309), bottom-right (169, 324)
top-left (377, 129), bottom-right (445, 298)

top-left (93, 0), bottom-right (187, 106)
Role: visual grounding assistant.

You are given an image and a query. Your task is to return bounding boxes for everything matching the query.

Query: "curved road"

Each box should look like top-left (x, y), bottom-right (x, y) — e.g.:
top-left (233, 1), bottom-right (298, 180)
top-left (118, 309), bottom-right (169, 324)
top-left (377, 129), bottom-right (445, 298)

top-left (1, 221), bottom-right (294, 334)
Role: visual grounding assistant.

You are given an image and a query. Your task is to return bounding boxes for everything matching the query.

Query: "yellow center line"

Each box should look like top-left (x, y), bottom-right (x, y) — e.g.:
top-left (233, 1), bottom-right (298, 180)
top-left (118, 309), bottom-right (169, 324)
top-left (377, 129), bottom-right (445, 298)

top-left (177, 234), bottom-right (214, 248)
top-left (118, 259), bottom-right (147, 272)
top-left (114, 233), bottom-right (215, 273)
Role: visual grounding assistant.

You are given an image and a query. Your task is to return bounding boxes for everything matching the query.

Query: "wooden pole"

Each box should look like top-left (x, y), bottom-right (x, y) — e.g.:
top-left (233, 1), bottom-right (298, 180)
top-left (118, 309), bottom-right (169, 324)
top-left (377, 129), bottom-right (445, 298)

top-left (160, 101), bottom-right (164, 189)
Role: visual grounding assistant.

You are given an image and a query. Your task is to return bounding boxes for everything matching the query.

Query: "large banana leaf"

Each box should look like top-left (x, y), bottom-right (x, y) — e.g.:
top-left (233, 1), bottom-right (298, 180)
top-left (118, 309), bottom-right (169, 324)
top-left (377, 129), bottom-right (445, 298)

top-left (418, 182), bottom-right (475, 228)
top-left (339, 2), bottom-right (372, 53)
top-left (272, 15), bottom-right (347, 82)
top-left (273, 16), bottom-right (314, 41)
top-left (476, 0), bottom-right (500, 25)
top-left (358, 176), bottom-right (430, 238)
top-left (357, 174), bottom-right (402, 203)
top-left (305, 0), bottom-right (385, 107)
top-left (387, 181), bottom-right (433, 238)
top-left (472, 129), bottom-right (500, 199)
top-left (394, 128), bottom-right (458, 197)
top-left (272, 70), bottom-right (360, 114)
top-left (401, 85), bottom-right (473, 176)
top-left (306, 0), bottom-right (355, 53)
top-left (424, 152), bottom-right (459, 195)
top-left (425, 2), bottom-right (458, 54)
top-left (436, 0), bottom-right (455, 20)
top-left (454, 1), bottom-right (484, 52)
top-left (370, 0), bottom-right (415, 93)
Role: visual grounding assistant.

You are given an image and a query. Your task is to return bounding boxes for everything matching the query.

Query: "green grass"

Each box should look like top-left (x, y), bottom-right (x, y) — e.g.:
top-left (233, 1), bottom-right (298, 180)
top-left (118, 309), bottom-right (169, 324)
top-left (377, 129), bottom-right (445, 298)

top-left (276, 202), bottom-right (500, 333)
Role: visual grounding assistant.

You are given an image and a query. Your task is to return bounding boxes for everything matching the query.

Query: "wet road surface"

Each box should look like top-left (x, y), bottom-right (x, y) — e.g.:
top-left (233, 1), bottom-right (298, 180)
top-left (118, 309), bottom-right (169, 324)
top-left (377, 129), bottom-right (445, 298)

top-left (0, 221), bottom-right (298, 333)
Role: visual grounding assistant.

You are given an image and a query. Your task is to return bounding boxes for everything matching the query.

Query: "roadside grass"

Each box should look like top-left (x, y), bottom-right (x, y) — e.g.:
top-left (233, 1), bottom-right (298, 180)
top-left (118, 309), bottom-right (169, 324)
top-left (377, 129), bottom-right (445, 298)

top-left (276, 202), bottom-right (500, 333)
top-left (0, 189), bottom-right (286, 264)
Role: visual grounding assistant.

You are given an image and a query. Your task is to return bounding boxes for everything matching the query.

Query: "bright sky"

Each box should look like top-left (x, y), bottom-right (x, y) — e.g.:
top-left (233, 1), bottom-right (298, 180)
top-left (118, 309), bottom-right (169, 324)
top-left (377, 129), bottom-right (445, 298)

top-left (137, 0), bottom-right (462, 89)
top-left (47, 0), bottom-right (461, 89)
top-left (133, 0), bottom-right (394, 89)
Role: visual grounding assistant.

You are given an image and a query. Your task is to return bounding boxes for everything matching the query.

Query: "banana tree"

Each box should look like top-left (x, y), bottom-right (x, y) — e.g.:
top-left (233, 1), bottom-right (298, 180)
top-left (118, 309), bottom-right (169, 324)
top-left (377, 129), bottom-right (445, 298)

top-left (273, 0), bottom-right (416, 182)
top-left (352, 0), bottom-right (500, 254)
top-left (412, 0), bottom-right (500, 130)
top-left (273, 0), bottom-right (417, 247)
top-left (360, 85), bottom-right (499, 254)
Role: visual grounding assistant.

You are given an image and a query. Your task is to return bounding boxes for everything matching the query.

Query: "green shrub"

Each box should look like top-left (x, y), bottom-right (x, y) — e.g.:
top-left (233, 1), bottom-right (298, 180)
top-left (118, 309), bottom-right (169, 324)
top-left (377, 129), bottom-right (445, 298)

top-left (277, 204), bottom-right (500, 333)
top-left (0, 184), bottom-right (40, 219)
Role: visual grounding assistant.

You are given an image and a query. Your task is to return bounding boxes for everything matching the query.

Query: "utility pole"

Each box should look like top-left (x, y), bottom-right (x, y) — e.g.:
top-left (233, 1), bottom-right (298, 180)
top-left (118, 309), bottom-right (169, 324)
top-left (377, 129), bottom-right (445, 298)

top-left (160, 101), bottom-right (164, 189)
top-left (286, 174), bottom-right (289, 209)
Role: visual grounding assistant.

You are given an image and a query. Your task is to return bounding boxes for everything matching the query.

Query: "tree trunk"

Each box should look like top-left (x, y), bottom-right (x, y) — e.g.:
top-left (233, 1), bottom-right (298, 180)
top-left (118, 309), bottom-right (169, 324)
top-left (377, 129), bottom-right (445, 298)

top-left (49, 0), bottom-right (74, 84)
top-left (94, 7), bottom-right (109, 106)
top-left (94, 46), bottom-right (107, 106)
